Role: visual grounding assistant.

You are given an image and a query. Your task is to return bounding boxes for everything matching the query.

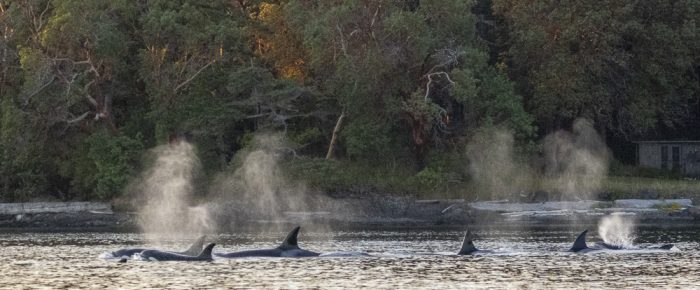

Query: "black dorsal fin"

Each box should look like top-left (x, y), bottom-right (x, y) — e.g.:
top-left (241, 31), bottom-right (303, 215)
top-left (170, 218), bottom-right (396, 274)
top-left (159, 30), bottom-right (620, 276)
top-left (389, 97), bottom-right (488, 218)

top-left (458, 229), bottom-right (478, 255)
top-left (183, 235), bottom-right (206, 256)
top-left (279, 226), bottom-right (300, 249)
top-left (198, 243), bottom-right (216, 258)
top-left (570, 230), bottom-right (589, 252)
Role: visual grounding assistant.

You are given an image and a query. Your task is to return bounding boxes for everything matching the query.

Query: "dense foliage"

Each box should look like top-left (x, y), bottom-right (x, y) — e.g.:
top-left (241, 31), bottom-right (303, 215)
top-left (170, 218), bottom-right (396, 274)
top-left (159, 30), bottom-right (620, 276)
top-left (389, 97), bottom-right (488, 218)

top-left (0, 0), bottom-right (698, 200)
top-left (492, 0), bottom-right (700, 137)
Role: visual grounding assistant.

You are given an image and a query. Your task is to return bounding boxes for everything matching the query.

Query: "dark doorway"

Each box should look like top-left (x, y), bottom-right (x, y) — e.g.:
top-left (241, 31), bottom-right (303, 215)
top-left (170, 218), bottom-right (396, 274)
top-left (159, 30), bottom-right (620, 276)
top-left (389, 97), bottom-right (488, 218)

top-left (672, 146), bottom-right (681, 172)
top-left (661, 146), bottom-right (668, 170)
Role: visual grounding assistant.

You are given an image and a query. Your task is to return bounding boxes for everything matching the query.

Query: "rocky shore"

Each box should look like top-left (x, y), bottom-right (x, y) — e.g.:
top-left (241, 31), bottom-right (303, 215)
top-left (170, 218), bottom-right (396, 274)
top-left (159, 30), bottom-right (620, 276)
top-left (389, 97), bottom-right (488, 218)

top-left (1, 195), bottom-right (698, 231)
top-left (0, 202), bottom-right (135, 231)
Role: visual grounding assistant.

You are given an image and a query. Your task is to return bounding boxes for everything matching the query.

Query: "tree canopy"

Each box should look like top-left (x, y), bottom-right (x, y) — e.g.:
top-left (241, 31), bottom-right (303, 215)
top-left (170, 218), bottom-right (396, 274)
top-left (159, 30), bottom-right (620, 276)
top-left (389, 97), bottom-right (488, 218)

top-left (0, 0), bottom-right (698, 201)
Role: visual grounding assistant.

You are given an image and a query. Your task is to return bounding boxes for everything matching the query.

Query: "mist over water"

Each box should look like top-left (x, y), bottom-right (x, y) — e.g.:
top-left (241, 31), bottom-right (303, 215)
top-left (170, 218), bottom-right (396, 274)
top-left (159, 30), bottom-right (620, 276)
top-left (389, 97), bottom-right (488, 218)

top-left (466, 129), bottom-right (531, 199)
top-left (542, 118), bottom-right (610, 200)
top-left (136, 141), bottom-right (213, 240)
top-left (466, 118), bottom-right (610, 201)
top-left (210, 134), bottom-right (319, 222)
top-left (598, 214), bottom-right (637, 248)
top-left (131, 133), bottom-right (327, 237)
top-left (130, 118), bottom-right (610, 238)
top-left (237, 135), bottom-right (301, 214)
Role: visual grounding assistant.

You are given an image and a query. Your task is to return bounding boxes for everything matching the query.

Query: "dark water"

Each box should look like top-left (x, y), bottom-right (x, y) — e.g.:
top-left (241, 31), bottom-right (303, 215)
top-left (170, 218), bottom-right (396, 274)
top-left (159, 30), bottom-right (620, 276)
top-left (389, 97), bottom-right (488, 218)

top-left (1, 227), bottom-right (699, 289)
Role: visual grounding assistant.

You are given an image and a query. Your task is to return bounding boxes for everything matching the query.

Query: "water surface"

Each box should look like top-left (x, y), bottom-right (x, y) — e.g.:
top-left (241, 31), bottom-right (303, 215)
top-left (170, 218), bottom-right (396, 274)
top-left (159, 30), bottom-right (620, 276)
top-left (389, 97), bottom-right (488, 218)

top-left (1, 227), bottom-right (699, 289)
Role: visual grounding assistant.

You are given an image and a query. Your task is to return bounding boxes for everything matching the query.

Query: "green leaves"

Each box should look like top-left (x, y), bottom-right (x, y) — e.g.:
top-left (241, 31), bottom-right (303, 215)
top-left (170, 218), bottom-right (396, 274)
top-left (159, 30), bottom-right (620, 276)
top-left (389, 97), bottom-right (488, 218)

top-left (66, 131), bottom-right (143, 199)
top-left (4, 0), bottom-right (696, 202)
top-left (494, 0), bottom-right (700, 136)
top-left (138, 0), bottom-right (247, 142)
top-left (288, 0), bottom-right (533, 165)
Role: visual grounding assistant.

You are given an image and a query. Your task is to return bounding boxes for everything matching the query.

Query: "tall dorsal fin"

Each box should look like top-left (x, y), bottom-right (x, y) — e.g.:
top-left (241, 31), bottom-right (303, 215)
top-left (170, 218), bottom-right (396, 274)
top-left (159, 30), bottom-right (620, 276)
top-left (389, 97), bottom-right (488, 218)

top-left (279, 226), bottom-right (300, 249)
top-left (570, 230), bottom-right (589, 252)
top-left (458, 229), bottom-right (478, 255)
top-left (182, 235), bottom-right (206, 256)
top-left (197, 243), bottom-right (216, 258)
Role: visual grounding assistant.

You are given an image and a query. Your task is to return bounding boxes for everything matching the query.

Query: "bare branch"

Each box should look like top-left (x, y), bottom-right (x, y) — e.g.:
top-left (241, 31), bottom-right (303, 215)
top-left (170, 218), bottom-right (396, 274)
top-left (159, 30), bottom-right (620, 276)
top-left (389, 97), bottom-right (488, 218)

top-left (67, 111), bottom-right (90, 124)
top-left (24, 75), bottom-right (55, 100)
top-left (336, 24), bottom-right (348, 57)
top-left (60, 72), bottom-right (80, 95)
top-left (370, 6), bottom-right (379, 40)
top-left (427, 49), bottom-right (459, 74)
top-left (370, 7), bottom-right (379, 29)
top-left (423, 72), bottom-right (456, 101)
top-left (83, 79), bottom-right (97, 107)
top-left (26, 2), bottom-right (38, 34)
top-left (245, 112), bottom-right (270, 119)
top-left (37, 0), bottom-right (51, 31)
top-left (174, 60), bottom-right (214, 93)
top-left (326, 111), bottom-right (345, 160)
top-left (87, 58), bottom-right (100, 78)
top-left (51, 58), bottom-right (90, 65)
top-left (176, 54), bottom-right (191, 82)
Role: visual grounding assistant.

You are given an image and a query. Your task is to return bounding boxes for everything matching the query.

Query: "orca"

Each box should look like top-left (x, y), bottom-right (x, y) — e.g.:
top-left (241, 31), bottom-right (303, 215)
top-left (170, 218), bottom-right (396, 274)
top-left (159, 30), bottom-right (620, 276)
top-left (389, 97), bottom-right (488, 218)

top-left (569, 230), bottom-right (676, 253)
top-left (656, 244), bottom-right (676, 250)
top-left (215, 226), bottom-right (320, 258)
top-left (139, 243), bottom-right (216, 262)
top-left (108, 235), bottom-right (205, 259)
top-left (594, 241), bottom-right (624, 250)
top-left (457, 229), bottom-right (491, 255)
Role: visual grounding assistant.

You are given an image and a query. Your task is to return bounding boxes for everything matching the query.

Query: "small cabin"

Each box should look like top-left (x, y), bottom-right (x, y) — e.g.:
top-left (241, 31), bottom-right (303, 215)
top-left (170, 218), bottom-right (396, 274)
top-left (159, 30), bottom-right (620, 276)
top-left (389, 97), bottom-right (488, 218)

top-left (634, 141), bottom-right (700, 176)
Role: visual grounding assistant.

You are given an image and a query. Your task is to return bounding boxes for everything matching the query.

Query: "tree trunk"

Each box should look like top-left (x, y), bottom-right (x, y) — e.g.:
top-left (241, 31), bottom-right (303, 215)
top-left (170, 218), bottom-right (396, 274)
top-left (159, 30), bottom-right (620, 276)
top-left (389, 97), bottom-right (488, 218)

top-left (101, 94), bottom-right (118, 135)
top-left (411, 118), bottom-right (428, 170)
top-left (325, 111), bottom-right (346, 160)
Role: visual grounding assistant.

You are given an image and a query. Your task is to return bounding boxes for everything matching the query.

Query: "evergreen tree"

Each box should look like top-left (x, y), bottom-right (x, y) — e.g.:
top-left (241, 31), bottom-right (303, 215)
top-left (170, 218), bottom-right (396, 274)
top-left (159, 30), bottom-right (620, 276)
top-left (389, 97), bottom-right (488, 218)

top-left (493, 0), bottom-right (700, 137)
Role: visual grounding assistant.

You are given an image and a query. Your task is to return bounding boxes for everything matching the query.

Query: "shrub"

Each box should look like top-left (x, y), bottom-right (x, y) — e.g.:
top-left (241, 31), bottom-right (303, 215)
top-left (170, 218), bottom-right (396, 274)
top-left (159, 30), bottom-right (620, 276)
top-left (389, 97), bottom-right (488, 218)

top-left (65, 132), bottom-right (144, 199)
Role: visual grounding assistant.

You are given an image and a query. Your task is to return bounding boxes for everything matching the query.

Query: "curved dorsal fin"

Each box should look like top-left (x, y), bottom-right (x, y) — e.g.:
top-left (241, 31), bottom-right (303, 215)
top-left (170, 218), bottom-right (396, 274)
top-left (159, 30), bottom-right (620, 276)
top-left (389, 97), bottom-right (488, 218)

top-left (570, 230), bottom-right (589, 252)
top-left (279, 226), bottom-right (300, 249)
top-left (458, 229), bottom-right (478, 255)
top-left (197, 243), bottom-right (216, 258)
top-left (183, 235), bottom-right (206, 256)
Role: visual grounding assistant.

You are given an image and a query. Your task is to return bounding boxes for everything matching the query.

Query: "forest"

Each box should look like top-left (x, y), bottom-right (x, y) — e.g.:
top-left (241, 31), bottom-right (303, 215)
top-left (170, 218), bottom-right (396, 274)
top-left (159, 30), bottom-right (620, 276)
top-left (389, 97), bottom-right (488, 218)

top-left (1, 0), bottom-right (699, 201)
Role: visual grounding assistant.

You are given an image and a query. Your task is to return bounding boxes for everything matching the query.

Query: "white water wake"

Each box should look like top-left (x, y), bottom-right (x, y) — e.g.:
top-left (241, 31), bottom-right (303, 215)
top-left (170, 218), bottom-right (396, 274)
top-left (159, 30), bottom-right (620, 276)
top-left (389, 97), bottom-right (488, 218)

top-left (598, 213), bottom-right (637, 248)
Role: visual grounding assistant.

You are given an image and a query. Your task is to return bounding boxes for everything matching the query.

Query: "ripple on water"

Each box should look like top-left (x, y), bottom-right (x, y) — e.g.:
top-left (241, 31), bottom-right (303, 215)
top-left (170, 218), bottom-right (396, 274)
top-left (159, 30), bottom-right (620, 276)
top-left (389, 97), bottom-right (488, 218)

top-left (0, 229), bottom-right (699, 289)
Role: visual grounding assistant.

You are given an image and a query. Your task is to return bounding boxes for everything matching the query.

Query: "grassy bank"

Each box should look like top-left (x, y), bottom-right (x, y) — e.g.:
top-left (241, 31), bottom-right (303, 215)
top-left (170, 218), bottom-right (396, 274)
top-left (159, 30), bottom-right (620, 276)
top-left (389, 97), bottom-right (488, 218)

top-left (283, 157), bottom-right (472, 199)
top-left (603, 177), bottom-right (700, 199)
top-left (283, 157), bottom-right (700, 201)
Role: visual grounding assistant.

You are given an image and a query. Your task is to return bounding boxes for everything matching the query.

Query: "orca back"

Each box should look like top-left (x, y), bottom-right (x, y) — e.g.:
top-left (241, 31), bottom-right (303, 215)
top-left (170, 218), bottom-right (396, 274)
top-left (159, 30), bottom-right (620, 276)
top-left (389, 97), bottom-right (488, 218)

top-left (214, 248), bottom-right (283, 258)
top-left (112, 248), bottom-right (146, 258)
top-left (595, 241), bottom-right (623, 250)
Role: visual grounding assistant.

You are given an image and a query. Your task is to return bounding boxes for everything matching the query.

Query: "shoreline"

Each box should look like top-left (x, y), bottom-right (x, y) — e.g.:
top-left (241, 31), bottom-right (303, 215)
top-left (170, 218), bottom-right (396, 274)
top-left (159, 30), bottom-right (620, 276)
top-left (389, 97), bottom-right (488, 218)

top-left (1, 196), bottom-right (697, 232)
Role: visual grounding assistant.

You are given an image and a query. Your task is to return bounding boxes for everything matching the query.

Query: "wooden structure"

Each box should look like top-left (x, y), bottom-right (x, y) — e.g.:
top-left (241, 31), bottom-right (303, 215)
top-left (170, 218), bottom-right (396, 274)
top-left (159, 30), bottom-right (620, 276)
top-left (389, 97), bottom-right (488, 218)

top-left (634, 141), bottom-right (700, 176)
